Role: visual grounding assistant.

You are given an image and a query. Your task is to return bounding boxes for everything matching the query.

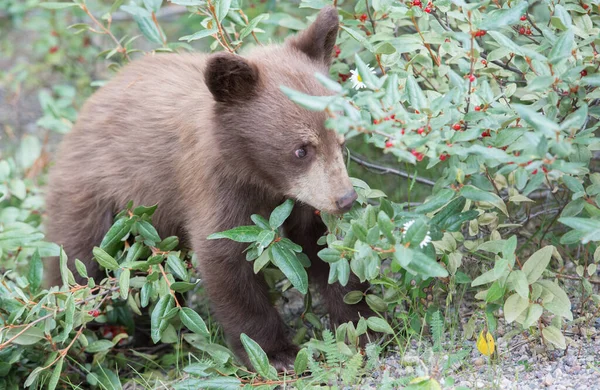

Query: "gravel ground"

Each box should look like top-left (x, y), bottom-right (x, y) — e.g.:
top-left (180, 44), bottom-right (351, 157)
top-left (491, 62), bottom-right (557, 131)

top-left (356, 322), bottom-right (600, 389)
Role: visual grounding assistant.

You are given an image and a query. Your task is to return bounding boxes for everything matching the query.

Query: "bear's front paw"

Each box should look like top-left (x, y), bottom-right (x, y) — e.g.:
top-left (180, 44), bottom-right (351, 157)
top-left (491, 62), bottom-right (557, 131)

top-left (268, 344), bottom-right (299, 373)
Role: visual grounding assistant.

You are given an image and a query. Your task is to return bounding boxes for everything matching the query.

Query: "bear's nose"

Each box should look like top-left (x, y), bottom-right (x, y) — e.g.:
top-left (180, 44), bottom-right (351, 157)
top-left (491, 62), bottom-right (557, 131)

top-left (335, 190), bottom-right (358, 212)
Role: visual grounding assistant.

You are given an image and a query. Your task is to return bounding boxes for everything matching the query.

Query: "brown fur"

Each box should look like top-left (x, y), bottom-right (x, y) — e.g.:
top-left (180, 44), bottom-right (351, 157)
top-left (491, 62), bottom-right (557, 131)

top-left (44, 7), bottom-right (371, 370)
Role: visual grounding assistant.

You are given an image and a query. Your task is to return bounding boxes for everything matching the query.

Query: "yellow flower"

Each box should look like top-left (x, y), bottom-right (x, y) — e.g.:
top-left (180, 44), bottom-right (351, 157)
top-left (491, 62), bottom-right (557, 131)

top-left (477, 330), bottom-right (495, 356)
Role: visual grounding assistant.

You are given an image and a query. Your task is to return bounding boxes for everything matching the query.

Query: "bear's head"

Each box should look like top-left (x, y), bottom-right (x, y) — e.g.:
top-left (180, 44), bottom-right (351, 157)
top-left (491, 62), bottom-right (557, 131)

top-left (205, 6), bottom-right (357, 215)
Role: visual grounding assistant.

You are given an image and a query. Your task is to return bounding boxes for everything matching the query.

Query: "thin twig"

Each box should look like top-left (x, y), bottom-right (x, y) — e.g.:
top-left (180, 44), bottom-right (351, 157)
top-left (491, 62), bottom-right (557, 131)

top-left (348, 153), bottom-right (437, 187)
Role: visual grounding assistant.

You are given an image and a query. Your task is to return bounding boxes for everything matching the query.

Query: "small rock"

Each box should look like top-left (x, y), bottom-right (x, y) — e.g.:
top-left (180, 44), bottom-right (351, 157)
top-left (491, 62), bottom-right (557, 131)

top-left (543, 373), bottom-right (553, 386)
top-left (473, 357), bottom-right (485, 367)
top-left (476, 380), bottom-right (485, 388)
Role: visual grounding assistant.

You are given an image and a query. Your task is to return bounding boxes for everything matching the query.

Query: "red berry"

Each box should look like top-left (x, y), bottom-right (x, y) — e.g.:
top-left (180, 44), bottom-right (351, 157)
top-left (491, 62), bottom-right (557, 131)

top-left (475, 106), bottom-right (481, 112)
top-left (334, 45), bottom-right (341, 58)
top-left (582, 3), bottom-right (589, 9)
top-left (373, 119), bottom-right (381, 125)
top-left (359, 13), bottom-right (368, 22)
top-left (424, 7), bottom-right (431, 13)
top-left (469, 74), bottom-right (476, 82)
top-left (415, 109), bottom-right (420, 114)
top-left (581, 69), bottom-right (588, 77)
top-left (401, 128), bottom-right (406, 135)
top-left (532, 169), bottom-right (538, 175)
top-left (417, 127), bottom-right (425, 135)
top-left (339, 73), bottom-right (350, 82)
top-left (413, 0), bottom-right (422, 6)
top-left (51, 31), bottom-right (59, 37)
top-left (390, 114), bottom-right (396, 120)
top-left (542, 166), bottom-right (548, 173)
top-left (439, 154), bottom-right (448, 161)
top-left (520, 15), bottom-right (527, 21)
top-left (452, 123), bottom-right (461, 131)
top-left (445, 38), bottom-right (451, 43)
top-left (416, 153), bottom-right (424, 162)
top-left (526, 28), bottom-right (531, 35)
top-left (385, 140), bottom-right (394, 148)
top-left (49, 46), bottom-right (59, 54)
top-left (481, 59), bottom-right (487, 66)
top-left (519, 27), bottom-right (525, 35)
top-left (481, 130), bottom-right (491, 137)
top-left (477, 30), bottom-right (486, 37)
top-left (88, 309), bottom-right (100, 318)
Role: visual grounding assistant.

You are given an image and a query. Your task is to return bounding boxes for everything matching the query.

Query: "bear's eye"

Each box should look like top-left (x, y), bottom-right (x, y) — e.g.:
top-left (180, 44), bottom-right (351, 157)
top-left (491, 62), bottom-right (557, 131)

top-left (295, 148), bottom-right (307, 159)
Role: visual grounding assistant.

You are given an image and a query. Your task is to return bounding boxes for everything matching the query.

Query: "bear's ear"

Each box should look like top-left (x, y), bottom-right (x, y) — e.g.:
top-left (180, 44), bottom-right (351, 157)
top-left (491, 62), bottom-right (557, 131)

top-left (205, 52), bottom-right (261, 103)
top-left (287, 6), bottom-right (339, 67)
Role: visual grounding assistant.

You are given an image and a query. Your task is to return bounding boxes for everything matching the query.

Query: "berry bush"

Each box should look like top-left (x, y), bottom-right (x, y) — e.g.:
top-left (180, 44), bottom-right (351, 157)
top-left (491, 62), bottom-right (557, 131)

top-left (0, 0), bottom-right (599, 388)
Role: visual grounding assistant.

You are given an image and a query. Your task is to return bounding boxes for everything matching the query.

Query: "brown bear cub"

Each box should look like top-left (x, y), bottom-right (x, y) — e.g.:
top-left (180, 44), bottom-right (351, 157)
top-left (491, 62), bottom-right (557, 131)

top-left (45, 6), bottom-right (371, 370)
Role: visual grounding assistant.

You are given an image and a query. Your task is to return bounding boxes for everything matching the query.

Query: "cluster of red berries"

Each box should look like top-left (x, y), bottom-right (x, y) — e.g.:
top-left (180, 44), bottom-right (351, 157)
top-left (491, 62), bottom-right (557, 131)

top-left (373, 114), bottom-right (397, 125)
top-left (88, 309), bottom-right (100, 317)
top-left (338, 73), bottom-right (351, 82)
top-left (481, 130), bottom-right (491, 138)
top-left (518, 25), bottom-right (532, 35)
top-left (473, 30), bottom-right (486, 37)
top-left (468, 74), bottom-right (476, 82)
top-left (334, 45), bottom-right (341, 58)
top-left (411, 150), bottom-right (425, 161)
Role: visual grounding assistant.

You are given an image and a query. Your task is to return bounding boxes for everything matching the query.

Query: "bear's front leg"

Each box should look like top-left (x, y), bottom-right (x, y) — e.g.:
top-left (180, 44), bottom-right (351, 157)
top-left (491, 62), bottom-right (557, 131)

top-left (198, 240), bottom-right (298, 372)
top-left (284, 206), bottom-right (374, 330)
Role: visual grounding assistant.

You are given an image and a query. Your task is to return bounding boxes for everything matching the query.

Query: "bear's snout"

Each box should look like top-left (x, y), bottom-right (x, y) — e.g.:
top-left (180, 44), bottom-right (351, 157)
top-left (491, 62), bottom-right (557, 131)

top-left (335, 189), bottom-right (358, 213)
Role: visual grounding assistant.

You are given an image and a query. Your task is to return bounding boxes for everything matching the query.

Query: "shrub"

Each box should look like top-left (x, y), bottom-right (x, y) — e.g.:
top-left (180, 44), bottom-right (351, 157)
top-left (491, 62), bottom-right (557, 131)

top-left (0, 0), bottom-right (599, 388)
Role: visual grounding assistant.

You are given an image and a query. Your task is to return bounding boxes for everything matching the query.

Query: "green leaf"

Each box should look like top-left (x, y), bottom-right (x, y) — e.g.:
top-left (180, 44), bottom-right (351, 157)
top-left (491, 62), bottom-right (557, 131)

top-left (216, 0), bottom-right (232, 23)
top-left (151, 295), bottom-right (174, 343)
top-left (93, 247), bottom-right (120, 270)
top-left (100, 217), bottom-right (134, 250)
top-left (119, 269), bottom-right (130, 300)
top-left (406, 75), bottom-right (427, 111)
top-left (522, 304), bottom-right (543, 328)
top-left (503, 293), bottom-right (529, 323)
top-left (170, 281), bottom-right (198, 293)
top-left (548, 29), bottom-right (574, 64)
top-left (280, 86), bottom-right (334, 111)
top-left (74, 258), bottom-right (88, 279)
top-left (27, 250), bottom-right (43, 292)
top-left (480, 1), bottom-right (528, 30)
top-left (508, 270), bottom-right (529, 299)
top-left (318, 247), bottom-right (341, 263)
top-left (239, 13), bottom-right (269, 40)
top-left (179, 28), bottom-right (218, 42)
top-left (207, 225), bottom-right (263, 242)
top-left (294, 348), bottom-right (309, 373)
top-left (393, 245), bottom-right (448, 278)
top-left (514, 104), bottom-right (559, 137)
top-left (180, 307), bottom-right (210, 337)
top-left (343, 290), bottom-right (364, 304)
top-left (167, 253), bottom-right (189, 281)
top-left (366, 317), bottom-right (394, 334)
top-left (537, 280), bottom-right (573, 321)
top-left (47, 357), bottom-right (63, 390)
top-left (270, 243), bottom-right (308, 294)
top-left (5, 326), bottom-right (45, 345)
top-left (522, 246), bottom-right (554, 284)
top-left (172, 377), bottom-right (241, 390)
top-left (137, 220), bottom-right (161, 244)
top-left (377, 211), bottom-right (395, 244)
top-left (414, 189), bottom-right (454, 213)
top-left (559, 218), bottom-right (600, 244)
top-left (269, 199), bottom-right (294, 229)
top-left (542, 325), bottom-right (566, 349)
top-left (85, 339), bottom-right (115, 353)
top-left (240, 333), bottom-right (277, 379)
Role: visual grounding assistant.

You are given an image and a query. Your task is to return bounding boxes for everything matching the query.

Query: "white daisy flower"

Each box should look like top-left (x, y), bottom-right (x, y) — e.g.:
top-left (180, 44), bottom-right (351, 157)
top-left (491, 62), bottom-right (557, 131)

top-left (350, 66), bottom-right (375, 90)
top-left (420, 232), bottom-right (432, 248)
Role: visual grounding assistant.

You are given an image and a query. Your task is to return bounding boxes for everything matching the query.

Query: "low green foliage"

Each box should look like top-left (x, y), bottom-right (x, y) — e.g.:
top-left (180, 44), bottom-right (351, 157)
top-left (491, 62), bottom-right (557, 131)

top-left (1, 0), bottom-right (599, 388)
